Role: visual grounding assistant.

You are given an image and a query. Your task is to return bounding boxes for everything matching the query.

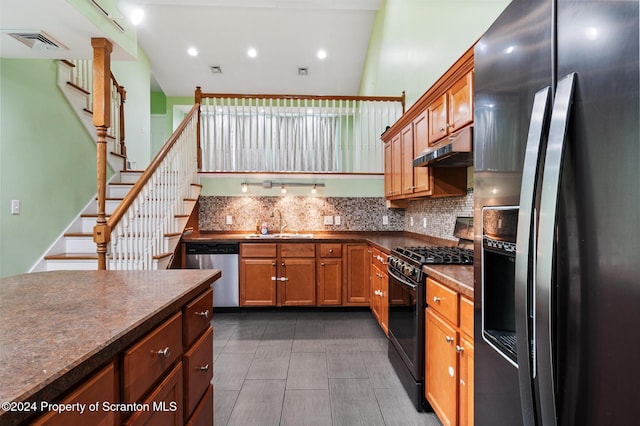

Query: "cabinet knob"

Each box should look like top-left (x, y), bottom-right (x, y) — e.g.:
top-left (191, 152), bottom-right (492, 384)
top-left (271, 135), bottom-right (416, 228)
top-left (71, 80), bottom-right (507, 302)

top-left (156, 347), bottom-right (171, 358)
top-left (272, 262), bottom-right (276, 266)
top-left (456, 345), bottom-right (464, 353)
top-left (445, 336), bottom-right (454, 344)
top-left (195, 309), bottom-right (209, 319)
top-left (282, 262), bottom-right (286, 267)
top-left (321, 262), bottom-right (325, 266)
top-left (439, 127), bottom-right (445, 132)
top-left (329, 249), bottom-right (334, 253)
top-left (433, 296), bottom-right (441, 303)
top-left (199, 364), bottom-right (210, 372)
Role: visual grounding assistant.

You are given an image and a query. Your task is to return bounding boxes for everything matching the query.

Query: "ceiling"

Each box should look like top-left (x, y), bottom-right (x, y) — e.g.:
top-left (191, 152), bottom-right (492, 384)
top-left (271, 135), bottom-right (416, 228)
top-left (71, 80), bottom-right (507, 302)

top-left (1, 0), bottom-right (383, 97)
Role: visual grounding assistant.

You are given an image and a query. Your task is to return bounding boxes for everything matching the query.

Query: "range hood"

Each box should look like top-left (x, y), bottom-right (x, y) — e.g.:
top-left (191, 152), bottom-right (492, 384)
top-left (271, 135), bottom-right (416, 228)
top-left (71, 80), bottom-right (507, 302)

top-left (413, 126), bottom-right (473, 167)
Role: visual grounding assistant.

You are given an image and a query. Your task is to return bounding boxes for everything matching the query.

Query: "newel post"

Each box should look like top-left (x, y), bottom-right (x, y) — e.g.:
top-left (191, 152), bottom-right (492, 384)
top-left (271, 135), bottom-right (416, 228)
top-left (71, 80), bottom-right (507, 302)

top-left (195, 86), bottom-right (202, 170)
top-left (92, 38), bottom-right (113, 270)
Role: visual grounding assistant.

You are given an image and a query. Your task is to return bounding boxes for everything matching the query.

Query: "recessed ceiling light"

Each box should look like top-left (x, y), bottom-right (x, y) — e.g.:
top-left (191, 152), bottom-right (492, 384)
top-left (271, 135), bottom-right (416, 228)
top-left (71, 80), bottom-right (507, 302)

top-left (247, 48), bottom-right (257, 58)
top-left (317, 49), bottom-right (327, 60)
top-left (298, 67), bottom-right (309, 76)
top-left (188, 47), bottom-right (198, 57)
top-left (210, 65), bottom-right (222, 74)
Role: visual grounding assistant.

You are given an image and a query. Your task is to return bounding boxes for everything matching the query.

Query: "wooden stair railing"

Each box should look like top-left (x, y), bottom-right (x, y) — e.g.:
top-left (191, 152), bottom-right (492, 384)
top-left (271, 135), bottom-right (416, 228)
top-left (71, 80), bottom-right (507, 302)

top-left (104, 104), bottom-right (200, 269)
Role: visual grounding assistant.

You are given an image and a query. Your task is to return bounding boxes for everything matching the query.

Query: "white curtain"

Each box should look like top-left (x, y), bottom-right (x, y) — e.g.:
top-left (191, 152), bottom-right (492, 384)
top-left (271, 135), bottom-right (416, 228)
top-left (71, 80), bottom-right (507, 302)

top-left (201, 98), bottom-right (401, 173)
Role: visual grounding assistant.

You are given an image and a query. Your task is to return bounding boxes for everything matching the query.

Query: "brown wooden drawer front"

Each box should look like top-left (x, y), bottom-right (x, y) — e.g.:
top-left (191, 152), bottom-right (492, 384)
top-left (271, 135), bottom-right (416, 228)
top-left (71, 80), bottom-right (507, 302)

top-left (427, 277), bottom-right (459, 325)
top-left (186, 384), bottom-right (213, 426)
top-left (371, 247), bottom-right (387, 270)
top-left (124, 362), bottom-right (183, 426)
top-left (184, 327), bottom-right (213, 418)
top-left (459, 295), bottom-right (474, 338)
top-left (280, 243), bottom-right (315, 258)
top-left (123, 312), bottom-right (182, 403)
top-left (32, 362), bottom-right (117, 426)
top-left (241, 243), bottom-right (277, 258)
top-left (319, 243), bottom-right (342, 258)
top-left (183, 289), bottom-right (212, 348)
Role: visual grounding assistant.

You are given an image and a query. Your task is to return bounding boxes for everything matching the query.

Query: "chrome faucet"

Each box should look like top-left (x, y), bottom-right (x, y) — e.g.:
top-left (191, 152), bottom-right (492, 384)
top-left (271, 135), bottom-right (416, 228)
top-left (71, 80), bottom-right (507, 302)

top-left (270, 208), bottom-right (287, 235)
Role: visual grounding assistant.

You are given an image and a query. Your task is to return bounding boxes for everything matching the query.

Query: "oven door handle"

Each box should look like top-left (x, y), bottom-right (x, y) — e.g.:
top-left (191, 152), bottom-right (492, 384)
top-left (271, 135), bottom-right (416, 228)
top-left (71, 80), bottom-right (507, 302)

top-left (387, 268), bottom-right (418, 290)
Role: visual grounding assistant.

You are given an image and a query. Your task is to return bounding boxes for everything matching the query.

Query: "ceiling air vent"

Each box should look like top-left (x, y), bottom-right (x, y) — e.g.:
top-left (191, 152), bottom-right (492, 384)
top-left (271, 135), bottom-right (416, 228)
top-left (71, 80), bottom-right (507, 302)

top-left (9, 31), bottom-right (67, 50)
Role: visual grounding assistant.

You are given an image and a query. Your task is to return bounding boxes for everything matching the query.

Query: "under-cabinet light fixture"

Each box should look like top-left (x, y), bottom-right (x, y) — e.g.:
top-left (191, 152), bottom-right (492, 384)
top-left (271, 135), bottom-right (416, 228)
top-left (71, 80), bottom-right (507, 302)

top-left (241, 181), bottom-right (325, 194)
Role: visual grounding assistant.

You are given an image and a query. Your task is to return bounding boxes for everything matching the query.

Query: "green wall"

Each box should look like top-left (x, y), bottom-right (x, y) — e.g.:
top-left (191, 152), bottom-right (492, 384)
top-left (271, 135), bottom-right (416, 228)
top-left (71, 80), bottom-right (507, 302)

top-left (112, 48), bottom-right (152, 168)
top-left (0, 59), bottom-right (97, 278)
top-left (360, 0), bottom-right (511, 108)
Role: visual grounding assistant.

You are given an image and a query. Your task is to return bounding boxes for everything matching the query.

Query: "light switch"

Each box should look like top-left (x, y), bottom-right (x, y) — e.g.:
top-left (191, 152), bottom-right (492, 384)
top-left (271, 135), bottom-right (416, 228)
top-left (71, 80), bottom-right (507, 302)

top-left (382, 215), bottom-right (389, 225)
top-left (324, 215), bottom-right (334, 225)
top-left (225, 215), bottom-right (233, 225)
top-left (334, 216), bottom-right (341, 225)
top-left (11, 200), bottom-right (20, 215)
top-left (423, 218), bottom-right (427, 228)
top-left (410, 217), bottom-right (414, 226)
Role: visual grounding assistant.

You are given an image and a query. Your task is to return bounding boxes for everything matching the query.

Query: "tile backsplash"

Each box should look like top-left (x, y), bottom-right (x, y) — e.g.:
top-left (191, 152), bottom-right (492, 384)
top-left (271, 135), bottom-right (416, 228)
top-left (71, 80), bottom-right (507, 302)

top-left (198, 190), bottom-right (473, 239)
top-left (198, 196), bottom-right (405, 232)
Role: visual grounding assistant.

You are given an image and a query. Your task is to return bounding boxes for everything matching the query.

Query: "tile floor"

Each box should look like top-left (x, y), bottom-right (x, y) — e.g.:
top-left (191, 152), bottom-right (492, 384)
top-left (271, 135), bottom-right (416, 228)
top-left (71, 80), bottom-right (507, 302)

top-left (212, 310), bottom-right (442, 426)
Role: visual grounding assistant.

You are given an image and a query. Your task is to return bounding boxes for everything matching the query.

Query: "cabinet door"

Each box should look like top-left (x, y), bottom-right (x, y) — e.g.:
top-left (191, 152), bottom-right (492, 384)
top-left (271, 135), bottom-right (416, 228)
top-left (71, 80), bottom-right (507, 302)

top-left (391, 134), bottom-right (403, 197)
top-left (412, 111), bottom-right (431, 195)
top-left (279, 258), bottom-right (316, 306)
top-left (384, 141), bottom-right (393, 198)
top-left (448, 71), bottom-right (473, 132)
top-left (425, 308), bottom-right (458, 426)
top-left (458, 335), bottom-right (474, 426)
top-left (428, 94), bottom-right (448, 145)
top-left (240, 258), bottom-right (277, 306)
top-left (380, 269), bottom-right (389, 335)
top-left (124, 363), bottom-right (183, 426)
top-left (318, 257), bottom-right (342, 306)
top-left (344, 244), bottom-right (370, 305)
top-left (370, 263), bottom-right (381, 323)
top-left (401, 123), bottom-right (415, 196)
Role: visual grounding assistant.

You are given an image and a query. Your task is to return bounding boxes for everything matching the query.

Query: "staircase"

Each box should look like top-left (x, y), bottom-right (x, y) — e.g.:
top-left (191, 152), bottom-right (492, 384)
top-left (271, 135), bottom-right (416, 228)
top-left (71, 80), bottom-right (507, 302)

top-left (30, 59), bottom-right (201, 272)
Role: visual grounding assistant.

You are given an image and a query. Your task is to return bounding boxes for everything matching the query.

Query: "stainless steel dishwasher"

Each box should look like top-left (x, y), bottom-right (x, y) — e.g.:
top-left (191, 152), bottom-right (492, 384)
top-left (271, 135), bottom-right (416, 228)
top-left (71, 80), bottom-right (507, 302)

top-left (185, 242), bottom-right (239, 308)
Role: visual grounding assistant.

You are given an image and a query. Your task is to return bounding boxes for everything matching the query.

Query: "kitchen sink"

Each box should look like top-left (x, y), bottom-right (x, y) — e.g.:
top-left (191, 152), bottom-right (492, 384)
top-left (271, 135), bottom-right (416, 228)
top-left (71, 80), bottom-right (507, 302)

top-left (244, 233), bottom-right (315, 239)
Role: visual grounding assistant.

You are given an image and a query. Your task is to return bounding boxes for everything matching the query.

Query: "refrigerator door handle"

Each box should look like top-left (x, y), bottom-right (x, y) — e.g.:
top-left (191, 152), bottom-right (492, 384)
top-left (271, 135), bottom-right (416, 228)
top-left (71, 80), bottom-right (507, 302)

top-left (536, 72), bottom-right (577, 426)
top-left (515, 86), bottom-right (552, 426)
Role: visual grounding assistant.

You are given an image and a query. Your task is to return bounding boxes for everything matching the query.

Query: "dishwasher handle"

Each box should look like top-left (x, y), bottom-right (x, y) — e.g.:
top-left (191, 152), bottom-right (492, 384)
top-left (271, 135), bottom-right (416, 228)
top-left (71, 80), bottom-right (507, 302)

top-left (185, 242), bottom-right (239, 255)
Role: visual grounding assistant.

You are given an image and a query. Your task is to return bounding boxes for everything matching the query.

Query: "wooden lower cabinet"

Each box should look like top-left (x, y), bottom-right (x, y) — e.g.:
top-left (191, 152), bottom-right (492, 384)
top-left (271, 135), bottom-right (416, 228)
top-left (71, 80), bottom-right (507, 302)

top-left (344, 244), bottom-right (370, 306)
top-left (318, 244), bottom-right (343, 306)
top-left (279, 257), bottom-right (316, 306)
top-left (31, 288), bottom-right (214, 426)
top-left (370, 247), bottom-right (389, 334)
top-left (425, 277), bottom-right (474, 426)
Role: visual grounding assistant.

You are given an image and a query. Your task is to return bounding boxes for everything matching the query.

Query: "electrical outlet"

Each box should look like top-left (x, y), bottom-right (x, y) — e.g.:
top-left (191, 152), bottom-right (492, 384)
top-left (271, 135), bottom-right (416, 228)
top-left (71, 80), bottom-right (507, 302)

top-left (225, 215), bottom-right (233, 225)
top-left (382, 215), bottom-right (389, 225)
top-left (324, 215), bottom-right (334, 225)
top-left (410, 217), bottom-right (414, 227)
top-left (11, 200), bottom-right (20, 215)
top-left (423, 218), bottom-right (427, 228)
top-left (334, 216), bottom-right (341, 225)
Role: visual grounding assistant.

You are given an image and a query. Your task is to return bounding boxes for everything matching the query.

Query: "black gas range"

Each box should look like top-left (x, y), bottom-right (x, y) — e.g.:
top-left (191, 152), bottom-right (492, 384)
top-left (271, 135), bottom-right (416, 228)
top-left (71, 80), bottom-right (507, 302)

top-left (387, 218), bottom-right (474, 412)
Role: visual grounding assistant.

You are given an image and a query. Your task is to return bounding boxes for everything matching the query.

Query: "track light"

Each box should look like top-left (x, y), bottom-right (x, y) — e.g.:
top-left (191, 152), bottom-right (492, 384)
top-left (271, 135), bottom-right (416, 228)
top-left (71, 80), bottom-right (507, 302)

top-left (240, 181), bottom-right (325, 193)
top-left (241, 183), bottom-right (248, 193)
top-left (311, 184), bottom-right (317, 194)
top-left (281, 184), bottom-right (287, 194)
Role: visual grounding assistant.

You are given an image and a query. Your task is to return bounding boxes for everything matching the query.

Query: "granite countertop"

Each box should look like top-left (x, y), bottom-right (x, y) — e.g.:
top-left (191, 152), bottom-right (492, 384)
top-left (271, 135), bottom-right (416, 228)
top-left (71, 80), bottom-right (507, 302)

top-left (0, 269), bottom-right (220, 425)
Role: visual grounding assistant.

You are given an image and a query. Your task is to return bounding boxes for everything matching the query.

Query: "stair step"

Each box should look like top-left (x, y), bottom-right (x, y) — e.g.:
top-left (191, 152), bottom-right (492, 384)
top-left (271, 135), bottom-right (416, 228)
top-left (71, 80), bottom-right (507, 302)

top-left (108, 182), bottom-right (134, 198)
top-left (62, 233), bottom-right (95, 253)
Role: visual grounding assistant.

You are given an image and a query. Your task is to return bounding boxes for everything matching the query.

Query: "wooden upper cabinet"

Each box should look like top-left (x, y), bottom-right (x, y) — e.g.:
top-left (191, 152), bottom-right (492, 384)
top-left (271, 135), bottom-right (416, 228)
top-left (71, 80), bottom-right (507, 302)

top-left (384, 141), bottom-right (393, 197)
top-left (381, 44), bottom-right (473, 202)
top-left (428, 94), bottom-right (449, 145)
top-left (448, 71), bottom-right (474, 133)
top-left (428, 71), bottom-right (473, 146)
top-left (412, 111), bottom-right (431, 195)
top-left (401, 123), bottom-right (415, 196)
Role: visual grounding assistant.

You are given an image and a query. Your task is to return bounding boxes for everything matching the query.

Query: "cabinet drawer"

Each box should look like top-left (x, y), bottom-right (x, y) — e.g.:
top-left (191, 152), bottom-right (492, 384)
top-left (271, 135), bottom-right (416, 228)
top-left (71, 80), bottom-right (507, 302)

top-left (184, 327), bottom-right (213, 418)
top-left (183, 288), bottom-right (212, 348)
top-left (459, 295), bottom-right (474, 338)
top-left (280, 243), bottom-right (315, 258)
top-left (371, 247), bottom-right (387, 269)
top-left (241, 243), bottom-right (277, 258)
top-left (319, 243), bottom-right (342, 258)
top-left (427, 277), bottom-right (458, 325)
top-left (124, 362), bottom-right (183, 426)
top-left (123, 312), bottom-right (182, 403)
top-left (186, 385), bottom-right (213, 426)
top-left (32, 363), bottom-right (117, 426)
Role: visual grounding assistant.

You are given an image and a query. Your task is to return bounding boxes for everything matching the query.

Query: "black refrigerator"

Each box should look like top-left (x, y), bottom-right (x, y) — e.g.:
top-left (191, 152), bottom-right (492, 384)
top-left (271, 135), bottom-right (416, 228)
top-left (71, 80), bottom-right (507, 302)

top-left (473, 1), bottom-right (640, 425)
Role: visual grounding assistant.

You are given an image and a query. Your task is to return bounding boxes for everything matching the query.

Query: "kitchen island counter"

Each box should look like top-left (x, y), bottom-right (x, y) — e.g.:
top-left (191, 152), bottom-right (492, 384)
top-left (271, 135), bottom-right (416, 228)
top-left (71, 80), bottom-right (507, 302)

top-left (0, 269), bottom-right (220, 425)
